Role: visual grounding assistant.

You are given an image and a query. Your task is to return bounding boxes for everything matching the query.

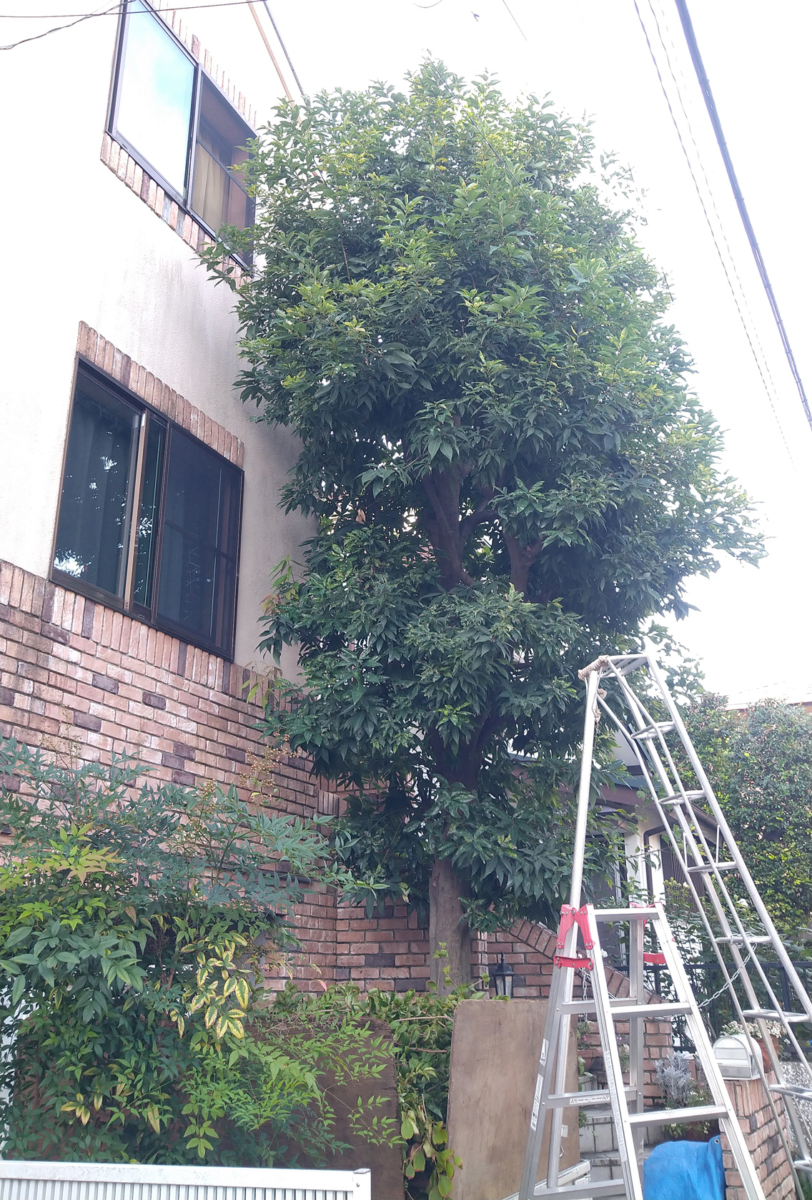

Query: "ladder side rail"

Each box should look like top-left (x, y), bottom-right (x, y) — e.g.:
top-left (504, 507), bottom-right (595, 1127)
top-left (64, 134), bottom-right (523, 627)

top-left (546, 668), bottom-right (600, 1188)
top-left (518, 961), bottom-right (571, 1200)
top-left (596, 695), bottom-right (758, 994)
top-left (615, 662), bottom-right (812, 1177)
top-left (597, 688), bottom-right (710, 876)
top-left (628, 916), bottom-right (646, 1164)
top-left (606, 674), bottom-right (797, 983)
top-left (618, 694), bottom-right (812, 1077)
top-left (594, 696), bottom-right (764, 1012)
top-left (570, 670), bottom-right (601, 909)
top-left (595, 694), bottom-right (810, 1174)
top-left (585, 906), bottom-right (644, 1200)
top-left (590, 659), bottom-right (805, 1191)
top-left (645, 653), bottom-right (812, 1025)
top-left (653, 904), bottom-right (767, 1200)
top-left (520, 671), bottom-right (601, 1199)
top-left (643, 780), bottom-right (812, 1176)
top-left (546, 958), bottom-right (575, 1188)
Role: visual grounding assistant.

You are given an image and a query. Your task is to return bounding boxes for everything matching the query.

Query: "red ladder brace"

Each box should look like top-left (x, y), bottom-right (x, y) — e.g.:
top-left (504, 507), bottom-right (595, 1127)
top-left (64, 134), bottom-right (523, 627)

top-left (552, 904), bottom-right (666, 970)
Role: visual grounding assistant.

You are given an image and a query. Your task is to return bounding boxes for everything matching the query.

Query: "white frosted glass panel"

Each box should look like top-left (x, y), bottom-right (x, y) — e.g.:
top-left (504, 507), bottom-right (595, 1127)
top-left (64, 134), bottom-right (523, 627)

top-left (115, 0), bottom-right (195, 195)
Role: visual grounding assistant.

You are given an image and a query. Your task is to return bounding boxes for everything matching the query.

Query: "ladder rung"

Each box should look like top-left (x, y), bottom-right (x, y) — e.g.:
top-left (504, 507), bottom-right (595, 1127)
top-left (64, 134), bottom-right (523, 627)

top-left (660, 789), bottom-right (705, 806)
top-left (630, 722), bottom-right (674, 740)
top-left (610, 655), bottom-right (648, 678)
top-left (610, 1001), bottom-right (691, 1019)
top-left (561, 998), bottom-right (647, 1015)
top-left (687, 862), bottom-right (737, 873)
top-left (627, 1104), bottom-right (728, 1127)
top-left (594, 907), bottom-right (660, 921)
top-left (771, 1084), bottom-right (812, 1102)
top-left (742, 1009), bottom-right (810, 1023)
top-left (546, 1086), bottom-right (636, 1108)
top-left (528, 1179), bottom-right (626, 1199)
top-left (793, 1160), bottom-right (812, 1174)
top-left (714, 935), bottom-right (772, 945)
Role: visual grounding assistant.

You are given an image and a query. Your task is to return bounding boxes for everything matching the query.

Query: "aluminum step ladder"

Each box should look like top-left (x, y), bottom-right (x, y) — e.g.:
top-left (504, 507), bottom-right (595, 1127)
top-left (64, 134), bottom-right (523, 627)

top-left (519, 900), bottom-right (762, 1199)
top-left (519, 650), bottom-right (812, 1199)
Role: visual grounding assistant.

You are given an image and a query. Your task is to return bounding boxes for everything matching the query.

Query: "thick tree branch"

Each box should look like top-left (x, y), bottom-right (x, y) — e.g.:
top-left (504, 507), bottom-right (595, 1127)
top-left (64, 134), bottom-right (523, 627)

top-left (423, 469), bottom-right (475, 589)
top-left (503, 531), bottom-right (546, 594)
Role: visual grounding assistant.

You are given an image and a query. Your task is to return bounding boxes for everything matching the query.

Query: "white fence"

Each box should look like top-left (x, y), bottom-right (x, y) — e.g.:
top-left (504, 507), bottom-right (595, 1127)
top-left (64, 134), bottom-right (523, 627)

top-left (0, 1161), bottom-right (371, 1200)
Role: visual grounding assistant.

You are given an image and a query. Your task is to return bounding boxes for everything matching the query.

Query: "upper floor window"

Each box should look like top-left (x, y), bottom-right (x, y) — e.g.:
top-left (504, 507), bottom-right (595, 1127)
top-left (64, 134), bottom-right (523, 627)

top-left (109, 0), bottom-right (255, 250)
top-left (53, 363), bottom-right (242, 658)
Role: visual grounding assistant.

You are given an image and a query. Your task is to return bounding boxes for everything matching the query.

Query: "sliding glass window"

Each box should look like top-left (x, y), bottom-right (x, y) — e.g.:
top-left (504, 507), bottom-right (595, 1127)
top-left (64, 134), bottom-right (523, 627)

top-left (53, 363), bottom-right (242, 658)
top-left (109, 0), bottom-right (254, 260)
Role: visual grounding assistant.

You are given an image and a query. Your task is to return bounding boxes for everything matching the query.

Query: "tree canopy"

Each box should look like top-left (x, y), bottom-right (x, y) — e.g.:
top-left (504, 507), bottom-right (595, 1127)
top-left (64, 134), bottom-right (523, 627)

top-left (205, 63), bottom-right (763, 985)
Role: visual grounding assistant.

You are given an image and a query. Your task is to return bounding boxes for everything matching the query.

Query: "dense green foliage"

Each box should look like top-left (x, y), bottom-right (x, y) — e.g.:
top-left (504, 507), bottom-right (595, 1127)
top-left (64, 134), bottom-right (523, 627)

top-left (682, 696), bottom-right (812, 932)
top-left (0, 740), bottom-right (392, 1164)
top-left (204, 62), bottom-right (762, 976)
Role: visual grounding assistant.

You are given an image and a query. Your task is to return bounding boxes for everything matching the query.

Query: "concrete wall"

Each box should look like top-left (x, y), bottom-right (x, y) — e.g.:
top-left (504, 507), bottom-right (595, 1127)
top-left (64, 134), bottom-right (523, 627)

top-left (0, 1), bottom-right (309, 671)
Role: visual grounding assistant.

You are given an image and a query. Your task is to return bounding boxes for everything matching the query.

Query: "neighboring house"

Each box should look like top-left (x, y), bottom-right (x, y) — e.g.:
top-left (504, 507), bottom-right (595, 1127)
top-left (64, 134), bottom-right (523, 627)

top-left (0, 1), bottom-right (671, 1002)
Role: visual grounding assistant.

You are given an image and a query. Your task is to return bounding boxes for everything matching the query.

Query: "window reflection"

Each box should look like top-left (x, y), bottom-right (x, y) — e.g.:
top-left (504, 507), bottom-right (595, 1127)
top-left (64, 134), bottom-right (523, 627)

top-left (115, 0), bottom-right (195, 196)
top-left (132, 418), bottom-right (165, 608)
top-left (53, 379), bottom-right (138, 596)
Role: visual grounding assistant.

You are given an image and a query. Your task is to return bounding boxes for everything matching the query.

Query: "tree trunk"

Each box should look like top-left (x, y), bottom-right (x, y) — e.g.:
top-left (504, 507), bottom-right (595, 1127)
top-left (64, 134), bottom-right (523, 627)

top-left (428, 857), bottom-right (471, 995)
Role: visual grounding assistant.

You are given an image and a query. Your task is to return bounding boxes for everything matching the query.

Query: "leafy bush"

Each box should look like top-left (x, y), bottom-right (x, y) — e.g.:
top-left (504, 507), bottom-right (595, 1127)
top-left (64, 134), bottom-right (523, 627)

top-left (275, 978), bottom-right (485, 1200)
top-left (0, 738), bottom-right (392, 1165)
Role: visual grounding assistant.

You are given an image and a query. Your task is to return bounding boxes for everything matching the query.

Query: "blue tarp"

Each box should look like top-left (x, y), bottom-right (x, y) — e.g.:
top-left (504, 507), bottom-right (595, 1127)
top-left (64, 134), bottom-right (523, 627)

top-left (643, 1136), bottom-right (725, 1200)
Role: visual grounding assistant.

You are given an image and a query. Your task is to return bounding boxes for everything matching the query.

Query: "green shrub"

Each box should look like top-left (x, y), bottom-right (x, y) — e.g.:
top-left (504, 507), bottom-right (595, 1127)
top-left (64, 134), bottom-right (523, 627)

top-left (276, 978), bottom-right (485, 1200)
top-left (0, 738), bottom-right (392, 1165)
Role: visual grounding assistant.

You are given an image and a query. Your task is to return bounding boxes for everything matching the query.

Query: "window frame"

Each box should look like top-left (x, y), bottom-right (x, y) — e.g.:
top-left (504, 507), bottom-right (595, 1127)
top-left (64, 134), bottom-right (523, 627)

top-left (51, 357), bottom-right (243, 661)
top-left (107, 0), bottom-right (254, 261)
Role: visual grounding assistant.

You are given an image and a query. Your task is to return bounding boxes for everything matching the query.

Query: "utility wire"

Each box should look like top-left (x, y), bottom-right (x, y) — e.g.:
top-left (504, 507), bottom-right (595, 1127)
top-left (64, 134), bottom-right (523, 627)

top-left (262, 1), bottom-right (304, 97)
top-left (673, 0), bottom-right (812, 434)
top-left (647, 0), bottom-right (782, 411)
top-left (3, 0), bottom-right (305, 104)
top-left (0, 0), bottom-right (276, 51)
top-left (501, 0), bottom-right (527, 41)
top-left (632, 0), bottom-right (795, 465)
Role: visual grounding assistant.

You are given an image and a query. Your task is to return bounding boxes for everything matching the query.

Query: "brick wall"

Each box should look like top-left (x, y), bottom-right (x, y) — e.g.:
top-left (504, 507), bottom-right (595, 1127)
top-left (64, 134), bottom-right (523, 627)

top-left (0, 555), bottom-right (343, 989)
top-left (722, 1075), bottom-right (795, 1199)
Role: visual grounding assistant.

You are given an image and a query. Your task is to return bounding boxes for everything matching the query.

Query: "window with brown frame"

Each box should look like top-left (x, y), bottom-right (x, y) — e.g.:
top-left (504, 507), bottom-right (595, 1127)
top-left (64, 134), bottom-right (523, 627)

top-left (53, 362), bottom-right (242, 658)
top-left (109, 0), bottom-right (255, 256)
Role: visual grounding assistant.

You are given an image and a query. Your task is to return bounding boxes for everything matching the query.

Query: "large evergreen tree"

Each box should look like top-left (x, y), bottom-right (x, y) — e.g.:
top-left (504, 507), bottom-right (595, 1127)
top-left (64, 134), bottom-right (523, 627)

top-left (205, 64), bottom-right (762, 987)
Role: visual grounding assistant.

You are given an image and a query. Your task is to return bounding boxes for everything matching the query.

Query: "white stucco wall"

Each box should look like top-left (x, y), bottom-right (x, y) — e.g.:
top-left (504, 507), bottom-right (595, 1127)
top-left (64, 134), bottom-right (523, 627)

top-left (0, 3), bottom-right (309, 671)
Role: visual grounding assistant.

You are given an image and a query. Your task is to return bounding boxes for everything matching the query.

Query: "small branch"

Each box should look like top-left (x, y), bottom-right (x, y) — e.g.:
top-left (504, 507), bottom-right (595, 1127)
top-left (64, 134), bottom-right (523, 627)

top-left (459, 505), bottom-right (497, 543)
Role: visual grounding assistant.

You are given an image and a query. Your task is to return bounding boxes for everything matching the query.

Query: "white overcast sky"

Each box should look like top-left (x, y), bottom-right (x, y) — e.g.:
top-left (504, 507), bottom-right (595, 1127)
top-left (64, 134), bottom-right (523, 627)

top-left (270, 0), bottom-right (812, 705)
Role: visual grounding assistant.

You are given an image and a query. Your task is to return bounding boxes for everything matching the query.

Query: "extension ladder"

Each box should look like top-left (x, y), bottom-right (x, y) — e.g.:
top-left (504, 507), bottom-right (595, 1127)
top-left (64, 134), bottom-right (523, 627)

top-left (519, 650), bottom-right (812, 1199)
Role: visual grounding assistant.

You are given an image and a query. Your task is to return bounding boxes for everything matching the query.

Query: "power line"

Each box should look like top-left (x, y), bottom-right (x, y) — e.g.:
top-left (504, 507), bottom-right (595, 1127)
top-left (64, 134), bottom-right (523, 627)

top-left (0, 1), bottom-right (277, 52)
top-left (3, 0), bottom-right (304, 103)
top-left (632, 0), bottom-right (794, 465)
top-left (673, 0), bottom-right (812, 434)
top-left (262, 1), bottom-right (304, 97)
top-left (646, 0), bottom-right (782, 409)
top-left (0, 0), bottom-right (260, 13)
top-left (501, 0), bottom-right (527, 42)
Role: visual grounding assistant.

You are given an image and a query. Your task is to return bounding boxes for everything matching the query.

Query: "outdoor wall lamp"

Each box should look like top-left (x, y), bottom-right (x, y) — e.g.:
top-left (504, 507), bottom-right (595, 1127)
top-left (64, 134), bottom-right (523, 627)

top-left (491, 952), bottom-right (514, 997)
